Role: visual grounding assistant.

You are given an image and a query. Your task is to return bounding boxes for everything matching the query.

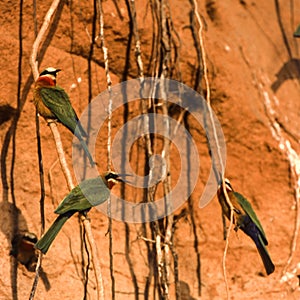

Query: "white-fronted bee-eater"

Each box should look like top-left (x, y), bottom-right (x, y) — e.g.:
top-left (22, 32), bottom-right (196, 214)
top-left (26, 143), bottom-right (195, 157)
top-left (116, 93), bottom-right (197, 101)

top-left (35, 172), bottom-right (125, 254)
top-left (217, 178), bottom-right (275, 275)
top-left (33, 67), bottom-right (95, 166)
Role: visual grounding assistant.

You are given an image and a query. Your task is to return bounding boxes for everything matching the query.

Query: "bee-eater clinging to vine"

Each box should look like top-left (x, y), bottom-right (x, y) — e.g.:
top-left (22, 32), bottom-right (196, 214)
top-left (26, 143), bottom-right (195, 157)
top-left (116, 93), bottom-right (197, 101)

top-left (217, 178), bottom-right (275, 275)
top-left (33, 67), bottom-right (95, 166)
top-left (35, 172), bottom-right (125, 254)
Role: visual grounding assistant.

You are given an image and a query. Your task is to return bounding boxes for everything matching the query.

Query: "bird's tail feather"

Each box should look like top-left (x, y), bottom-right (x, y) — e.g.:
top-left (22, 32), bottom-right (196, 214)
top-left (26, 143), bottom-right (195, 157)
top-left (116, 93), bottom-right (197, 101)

top-left (255, 234), bottom-right (275, 275)
top-left (76, 120), bottom-right (88, 138)
top-left (74, 127), bottom-right (95, 166)
top-left (35, 215), bottom-right (70, 254)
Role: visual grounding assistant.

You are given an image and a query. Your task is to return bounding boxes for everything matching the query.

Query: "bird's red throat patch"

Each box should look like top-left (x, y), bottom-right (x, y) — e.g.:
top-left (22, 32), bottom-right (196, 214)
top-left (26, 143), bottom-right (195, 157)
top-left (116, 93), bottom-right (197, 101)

top-left (37, 76), bottom-right (56, 86)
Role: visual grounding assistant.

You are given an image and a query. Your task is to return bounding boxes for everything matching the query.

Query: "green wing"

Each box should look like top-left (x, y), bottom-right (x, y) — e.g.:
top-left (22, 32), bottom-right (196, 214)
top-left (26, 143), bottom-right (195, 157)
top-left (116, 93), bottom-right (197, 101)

top-left (40, 86), bottom-right (80, 134)
top-left (55, 177), bottom-right (110, 214)
top-left (234, 192), bottom-right (267, 244)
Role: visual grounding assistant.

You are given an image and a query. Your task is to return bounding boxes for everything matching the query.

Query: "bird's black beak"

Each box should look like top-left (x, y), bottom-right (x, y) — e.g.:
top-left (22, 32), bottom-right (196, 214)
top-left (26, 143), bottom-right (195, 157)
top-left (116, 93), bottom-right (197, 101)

top-left (116, 173), bottom-right (132, 184)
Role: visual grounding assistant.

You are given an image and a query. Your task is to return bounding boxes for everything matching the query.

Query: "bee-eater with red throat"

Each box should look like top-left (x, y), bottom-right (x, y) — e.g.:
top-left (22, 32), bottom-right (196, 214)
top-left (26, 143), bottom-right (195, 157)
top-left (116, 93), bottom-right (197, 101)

top-left (33, 67), bottom-right (95, 166)
top-left (10, 232), bottom-right (38, 272)
top-left (35, 172), bottom-right (125, 254)
top-left (217, 178), bottom-right (275, 275)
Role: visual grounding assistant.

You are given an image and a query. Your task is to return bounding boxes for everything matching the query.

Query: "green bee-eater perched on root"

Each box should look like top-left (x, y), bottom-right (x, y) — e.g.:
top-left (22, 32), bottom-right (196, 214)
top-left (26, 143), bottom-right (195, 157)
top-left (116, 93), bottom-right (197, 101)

top-left (217, 178), bottom-right (275, 275)
top-left (33, 67), bottom-right (95, 166)
top-left (35, 172), bottom-right (125, 254)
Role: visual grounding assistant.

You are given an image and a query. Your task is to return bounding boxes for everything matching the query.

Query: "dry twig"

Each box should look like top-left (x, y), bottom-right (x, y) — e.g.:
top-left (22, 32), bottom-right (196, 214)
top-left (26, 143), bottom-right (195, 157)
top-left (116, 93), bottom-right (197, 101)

top-left (97, 0), bottom-right (116, 298)
top-left (191, 1), bottom-right (230, 297)
top-left (29, 3), bottom-right (63, 298)
top-left (221, 178), bottom-right (235, 300)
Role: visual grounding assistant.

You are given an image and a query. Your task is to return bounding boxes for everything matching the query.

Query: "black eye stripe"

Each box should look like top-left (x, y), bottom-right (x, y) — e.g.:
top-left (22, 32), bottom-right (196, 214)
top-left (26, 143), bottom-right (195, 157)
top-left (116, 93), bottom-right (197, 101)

top-left (104, 172), bottom-right (119, 181)
top-left (39, 69), bottom-right (59, 76)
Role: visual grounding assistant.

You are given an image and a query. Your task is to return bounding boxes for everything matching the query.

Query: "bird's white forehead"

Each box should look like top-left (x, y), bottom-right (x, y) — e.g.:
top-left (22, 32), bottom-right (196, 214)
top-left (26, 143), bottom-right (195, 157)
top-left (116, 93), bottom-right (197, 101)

top-left (224, 178), bottom-right (233, 190)
top-left (45, 67), bottom-right (57, 72)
